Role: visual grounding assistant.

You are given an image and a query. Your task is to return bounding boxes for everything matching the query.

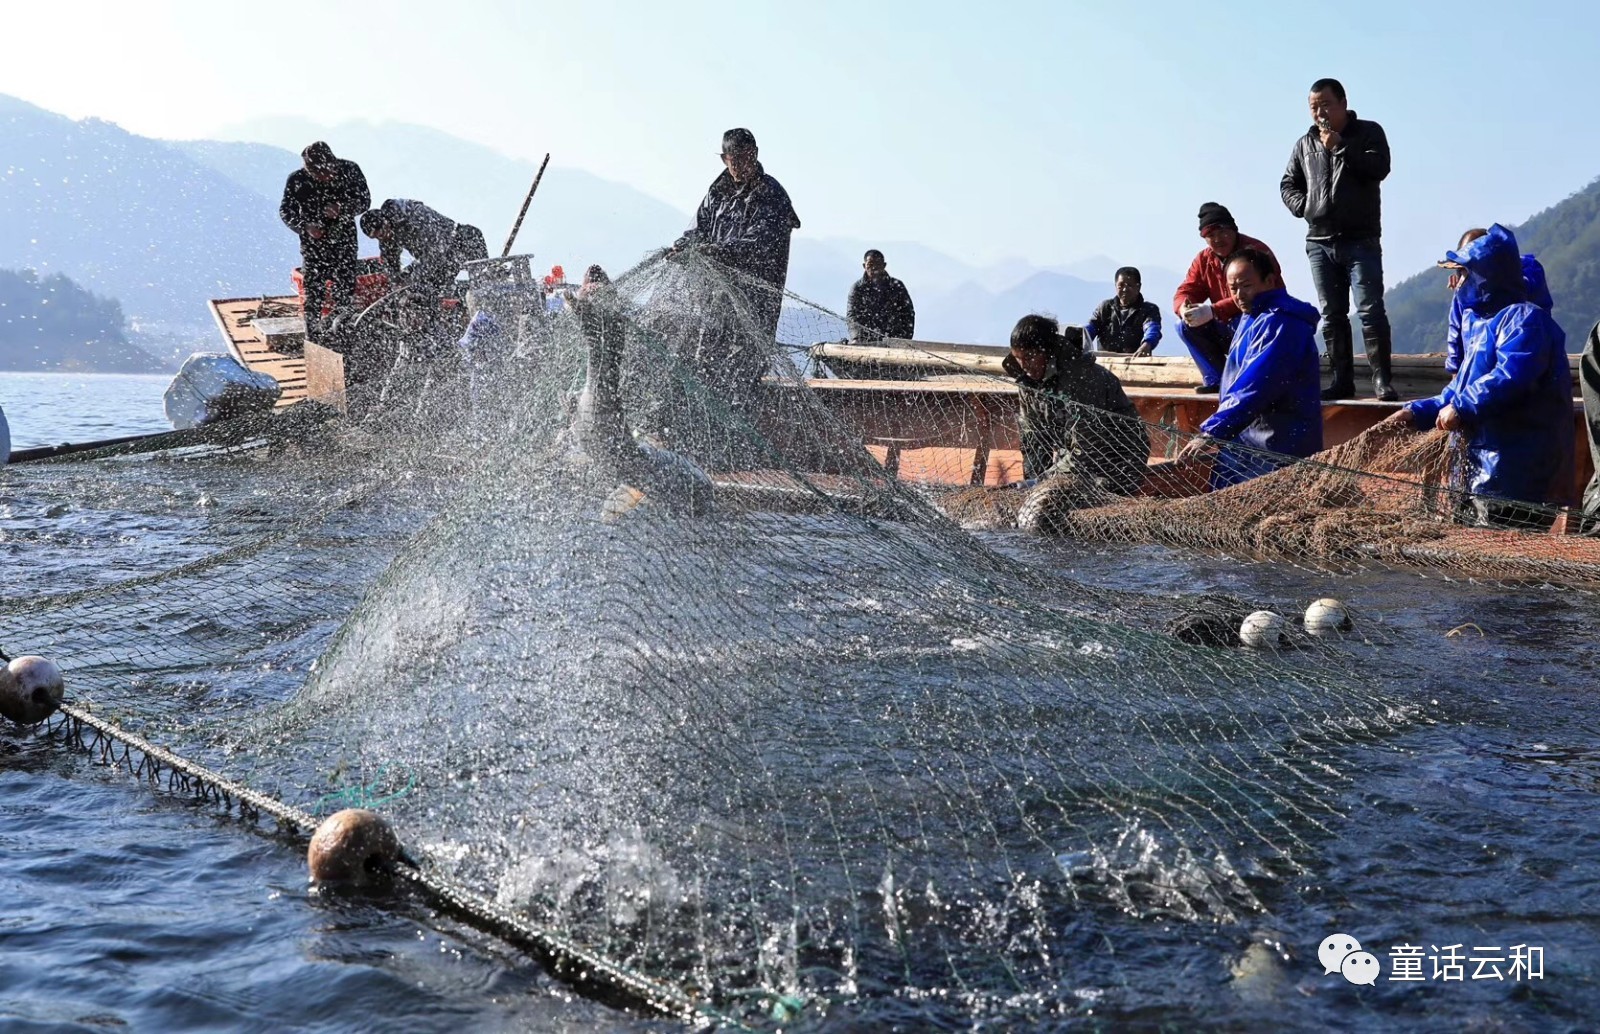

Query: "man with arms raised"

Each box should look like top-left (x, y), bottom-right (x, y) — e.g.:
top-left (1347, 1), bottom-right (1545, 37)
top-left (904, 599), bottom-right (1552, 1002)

top-left (1173, 203), bottom-right (1283, 394)
top-left (1178, 249), bottom-right (1323, 487)
top-left (1085, 266), bottom-right (1162, 356)
top-left (1280, 78), bottom-right (1395, 400)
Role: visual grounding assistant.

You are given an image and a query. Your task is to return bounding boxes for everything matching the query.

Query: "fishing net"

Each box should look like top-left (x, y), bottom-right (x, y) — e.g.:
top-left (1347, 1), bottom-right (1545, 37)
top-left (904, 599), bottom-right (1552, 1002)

top-left (3, 251), bottom-right (1573, 1028)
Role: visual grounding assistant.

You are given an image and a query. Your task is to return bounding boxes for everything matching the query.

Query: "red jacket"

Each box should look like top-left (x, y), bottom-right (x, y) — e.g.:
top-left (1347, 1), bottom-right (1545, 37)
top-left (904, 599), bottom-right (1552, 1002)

top-left (1172, 234), bottom-right (1284, 324)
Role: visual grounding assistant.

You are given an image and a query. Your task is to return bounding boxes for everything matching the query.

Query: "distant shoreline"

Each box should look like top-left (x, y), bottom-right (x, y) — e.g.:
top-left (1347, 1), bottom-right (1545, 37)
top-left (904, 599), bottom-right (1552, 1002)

top-left (0, 370), bottom-right (171, 379)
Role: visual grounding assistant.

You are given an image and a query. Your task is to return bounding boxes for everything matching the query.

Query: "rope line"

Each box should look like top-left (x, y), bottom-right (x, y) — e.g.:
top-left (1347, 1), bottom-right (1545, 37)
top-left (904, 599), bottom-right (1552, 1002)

top-left (39, 702), bottom-right (750, 1032)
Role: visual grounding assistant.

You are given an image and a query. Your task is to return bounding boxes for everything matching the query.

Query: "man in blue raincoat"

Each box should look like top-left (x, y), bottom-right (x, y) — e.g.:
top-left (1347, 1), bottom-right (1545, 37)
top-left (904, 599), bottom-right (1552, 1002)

top-left (1177, 248), bottom-right (1324, 488)
top-left (1384, 224), bottom-right (1573, 528)
top-left (1444, 227), bottom-right (1553, 375)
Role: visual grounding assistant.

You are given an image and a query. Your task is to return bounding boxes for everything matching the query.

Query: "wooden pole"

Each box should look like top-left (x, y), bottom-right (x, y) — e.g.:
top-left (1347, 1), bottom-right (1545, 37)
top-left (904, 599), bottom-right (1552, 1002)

top-left (501, 153), bottom-right (551, 257)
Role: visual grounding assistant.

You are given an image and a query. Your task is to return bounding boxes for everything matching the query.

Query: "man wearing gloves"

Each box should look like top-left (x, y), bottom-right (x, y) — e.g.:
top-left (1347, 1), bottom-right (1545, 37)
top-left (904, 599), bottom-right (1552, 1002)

top-left (1280, 78), bottom-right (1395, 401)
top-left (1383, 224), bottom-right (1573, 528)
top-left (1172, 203), bottom-right (1283, 393)
top-left (1178, 249), bottom-right (1323, 488)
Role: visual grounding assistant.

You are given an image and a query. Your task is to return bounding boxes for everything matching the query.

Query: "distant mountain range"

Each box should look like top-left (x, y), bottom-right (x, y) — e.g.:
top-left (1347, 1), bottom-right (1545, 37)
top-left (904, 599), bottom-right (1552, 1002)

top-left (0, 93), bottom-right (1180, 367)
top-left (13, 90), bottom-right (1596, 369)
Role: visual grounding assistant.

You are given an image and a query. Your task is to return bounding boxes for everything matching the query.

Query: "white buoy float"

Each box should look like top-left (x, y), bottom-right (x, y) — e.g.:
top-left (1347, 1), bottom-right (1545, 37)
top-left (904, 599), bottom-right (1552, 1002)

top-left (1304, 598), bottom-right (1353, 637)
top-left (1239, 611), bottom-right (1286, 649)
top-left (308, 808), bottom-right (401, 886)
top-left (0, 655), bottom-right (65, 725)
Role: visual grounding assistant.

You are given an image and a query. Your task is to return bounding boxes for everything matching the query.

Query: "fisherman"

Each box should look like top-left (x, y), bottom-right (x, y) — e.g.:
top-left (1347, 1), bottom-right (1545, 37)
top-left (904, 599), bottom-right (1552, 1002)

top-left (1382, 224), bottom-right (1573, 528)
top-left (1085, 266), bottom-right (1161, 356)
top-left (1445, 227), bottom-right (1552, 374)
top-left (1173, 203), bottom-right (1283, 394)
top-left (1582, 320), bottom-right (1600, 534)
top-left (1280, 78), bottom-right (1396, 401)
top-left (1004, 314), bottom-right (1149, 493)
top-left (1177, 249), bottom-right (1323, 488)
top-left (664, 128), bottom-right (801, 416)
top-left (847, 249), bottom-right (916, 342)
top-left (278, 142), bottom-right (370, 339)
top-left (360, 199), bottom-right (489, 306)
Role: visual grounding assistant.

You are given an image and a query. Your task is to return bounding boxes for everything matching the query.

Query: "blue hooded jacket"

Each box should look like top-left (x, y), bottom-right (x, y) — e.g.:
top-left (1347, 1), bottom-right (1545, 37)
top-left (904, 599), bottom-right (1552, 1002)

top-left (1410, 224), bottom-right (1572, 505)
top-left (1199, 287), bottom-right (1324, 486)
top-left (1445, 252), bottom-right (1552, 374)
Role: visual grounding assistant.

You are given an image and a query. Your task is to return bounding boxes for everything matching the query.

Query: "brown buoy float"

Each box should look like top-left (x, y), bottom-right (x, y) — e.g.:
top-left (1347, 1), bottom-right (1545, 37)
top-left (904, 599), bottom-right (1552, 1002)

top-left (307, 808), bottom-right (401, 886)
top-left (0, 655), bottom-right (65, 725)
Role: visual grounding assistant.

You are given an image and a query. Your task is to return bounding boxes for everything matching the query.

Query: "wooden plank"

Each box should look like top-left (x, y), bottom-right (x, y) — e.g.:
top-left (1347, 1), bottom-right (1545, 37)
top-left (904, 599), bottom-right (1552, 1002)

top-left (206, 295), bottom-right (309, 408)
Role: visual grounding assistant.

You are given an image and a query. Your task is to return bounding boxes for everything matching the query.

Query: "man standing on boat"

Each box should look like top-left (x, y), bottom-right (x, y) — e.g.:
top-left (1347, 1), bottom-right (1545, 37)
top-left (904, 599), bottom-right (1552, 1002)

top-left (1177, 249), bottom-right (1323, 487)
top-left (1085, 267), bottom-right (1162, 356)
top-left (664, 128), bottom-right (801, 420)
top-left (847, 249), bottom-right (916, 343)
top-left (1383, 224), bottom-right (1572, 528)
top-left (1173, 203), bottom-right (1283, 394)
top-left (1280, 78), bottom-right (1396, 401)
top-left (279, 142), bottom-right (370, 339)
top-left (360, 199), bottom-right (489, 304)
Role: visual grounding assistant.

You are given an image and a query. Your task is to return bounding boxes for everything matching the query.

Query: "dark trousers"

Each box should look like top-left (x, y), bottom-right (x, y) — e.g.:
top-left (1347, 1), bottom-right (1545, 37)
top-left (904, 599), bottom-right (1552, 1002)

top-left (1306, 237), bottom-right (1390, 380)
top-left (301, 230), bottom-right (360, 338)
top-left (1176, 318), bottom-right (1236, 387)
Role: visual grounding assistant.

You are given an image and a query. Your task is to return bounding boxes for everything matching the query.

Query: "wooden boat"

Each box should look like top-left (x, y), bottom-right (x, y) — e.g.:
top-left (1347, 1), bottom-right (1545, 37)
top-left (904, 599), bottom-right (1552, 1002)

top-left (807, 340), bottom-right (1596, 506)
top-left (204, 300), bottom-right (1595, 513)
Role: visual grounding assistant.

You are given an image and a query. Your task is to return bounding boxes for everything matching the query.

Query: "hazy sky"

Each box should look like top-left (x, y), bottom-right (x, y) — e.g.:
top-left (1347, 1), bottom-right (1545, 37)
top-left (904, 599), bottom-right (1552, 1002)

top-left (4, 0), bottom-right (1600, 290)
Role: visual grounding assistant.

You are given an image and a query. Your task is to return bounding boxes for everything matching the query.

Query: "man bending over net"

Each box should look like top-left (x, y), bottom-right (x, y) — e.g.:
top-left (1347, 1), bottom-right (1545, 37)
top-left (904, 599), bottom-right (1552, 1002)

top-left (1004, 315), bottom-right (1149, 494)
top-left (1382, 224), bottom-right (1572, 529)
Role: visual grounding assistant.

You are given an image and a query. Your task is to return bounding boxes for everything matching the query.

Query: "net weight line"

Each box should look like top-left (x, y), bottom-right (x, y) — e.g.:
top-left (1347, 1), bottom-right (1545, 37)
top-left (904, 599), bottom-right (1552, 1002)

top-left (36, 701), bottom-right (750, 1031)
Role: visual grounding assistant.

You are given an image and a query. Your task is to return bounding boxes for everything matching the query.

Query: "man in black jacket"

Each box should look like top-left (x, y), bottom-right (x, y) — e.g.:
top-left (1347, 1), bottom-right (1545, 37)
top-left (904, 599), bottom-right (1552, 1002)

top-left (279, 142), bottom-right (370, 338)
top-left (360, 198), bottom-right (489, 302)
top-left (1280, 78), bottom-right (1396, 401)
top-left (1085, 266), bottom-right (1162, 356)
top-left (663, 128), bottom-right (801, 427)
top-left (670, 128), bottom-right (801, 340)
top-left (846, 249), bottom-right (916, 342)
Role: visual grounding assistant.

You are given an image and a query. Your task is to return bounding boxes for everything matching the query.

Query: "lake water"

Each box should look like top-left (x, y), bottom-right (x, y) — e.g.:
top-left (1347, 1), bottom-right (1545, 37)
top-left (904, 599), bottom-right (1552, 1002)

top-left (2, 374), bottom-right (1599, 1031)
top-left (0, 371), bottom-right (173, 452)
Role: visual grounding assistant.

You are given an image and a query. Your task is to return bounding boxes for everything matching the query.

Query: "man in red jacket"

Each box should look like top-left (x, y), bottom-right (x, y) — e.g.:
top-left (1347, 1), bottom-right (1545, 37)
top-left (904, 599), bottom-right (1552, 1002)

top-left (1173, 202), bottom-right (1284, 393)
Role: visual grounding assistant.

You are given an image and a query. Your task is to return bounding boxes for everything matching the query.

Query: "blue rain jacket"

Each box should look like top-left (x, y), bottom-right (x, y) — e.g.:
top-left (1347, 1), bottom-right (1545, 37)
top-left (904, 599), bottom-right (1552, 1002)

top-left (1199, 287), bottom-right (1324, 487)
top-left (1445, 252), bottom-right (1552, 374)
top-left (1411, 224), bottom-right (1572, 505)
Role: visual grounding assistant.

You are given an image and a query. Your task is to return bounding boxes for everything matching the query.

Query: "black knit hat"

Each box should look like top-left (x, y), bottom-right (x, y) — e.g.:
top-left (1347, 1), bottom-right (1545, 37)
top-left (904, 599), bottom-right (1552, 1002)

top-left (1198, 202), bottom-right (1236, 233)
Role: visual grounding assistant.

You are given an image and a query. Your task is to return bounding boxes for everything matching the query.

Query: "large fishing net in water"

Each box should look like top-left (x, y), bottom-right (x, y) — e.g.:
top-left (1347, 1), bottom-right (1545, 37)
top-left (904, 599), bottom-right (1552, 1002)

top-left (3, 251), bottom-right (1583, 1028)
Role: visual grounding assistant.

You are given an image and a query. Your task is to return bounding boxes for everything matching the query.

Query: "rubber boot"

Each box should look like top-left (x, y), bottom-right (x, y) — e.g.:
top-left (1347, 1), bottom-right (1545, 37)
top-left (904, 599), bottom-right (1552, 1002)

top-left (1321, 322), bottom-right (1356, 401)
top-left (1367, 331), bottom-right (1399, 402)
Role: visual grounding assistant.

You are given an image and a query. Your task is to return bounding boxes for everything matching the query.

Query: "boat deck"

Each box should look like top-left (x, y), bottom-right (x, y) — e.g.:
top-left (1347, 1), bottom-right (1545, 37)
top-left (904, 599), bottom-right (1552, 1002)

top-left (207, 296), bottom-right (308, 408)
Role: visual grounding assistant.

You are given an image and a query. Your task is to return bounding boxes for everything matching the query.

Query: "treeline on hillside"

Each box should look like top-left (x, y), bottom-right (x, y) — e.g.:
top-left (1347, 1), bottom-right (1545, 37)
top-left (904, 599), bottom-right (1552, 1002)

top-left (1388, 176), bottom-right (1600, 354)
top-left (0, 268), bottom-right (161, 372)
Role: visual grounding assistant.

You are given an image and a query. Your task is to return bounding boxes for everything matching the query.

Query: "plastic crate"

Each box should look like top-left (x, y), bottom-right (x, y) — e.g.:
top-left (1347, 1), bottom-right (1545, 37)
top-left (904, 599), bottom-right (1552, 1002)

top-left (292, 257), bottom-right (391, 316)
